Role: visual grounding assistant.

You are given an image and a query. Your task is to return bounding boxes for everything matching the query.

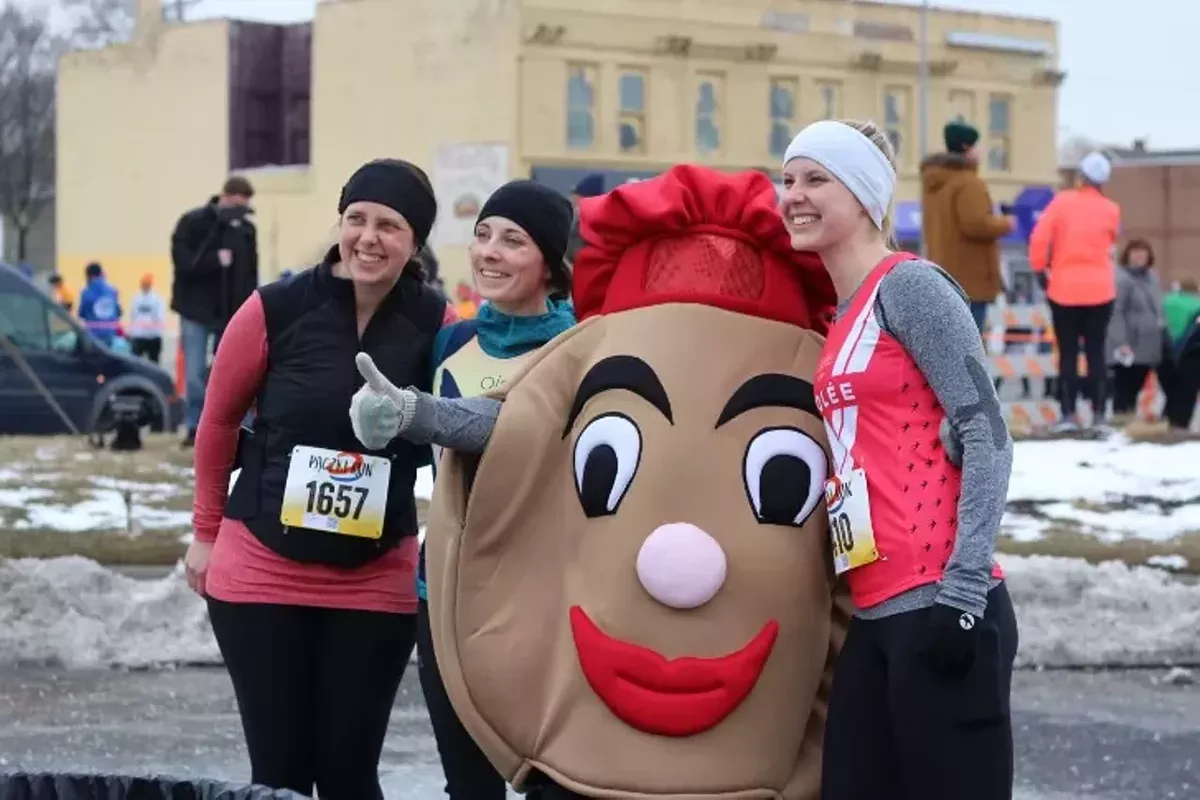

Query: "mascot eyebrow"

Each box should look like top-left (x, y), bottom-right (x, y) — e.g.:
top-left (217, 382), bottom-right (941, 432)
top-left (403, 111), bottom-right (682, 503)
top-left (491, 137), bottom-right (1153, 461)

top-left (562, 355), bottom-right (674, 438)
top-left (715, 373), bottom-right (820, 428)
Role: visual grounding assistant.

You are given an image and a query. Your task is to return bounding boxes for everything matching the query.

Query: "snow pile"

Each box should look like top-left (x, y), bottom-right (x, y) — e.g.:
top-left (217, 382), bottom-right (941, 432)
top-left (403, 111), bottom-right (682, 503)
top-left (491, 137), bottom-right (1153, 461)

top-left (0, 557), bottom-right (217, 669)
top-left (1, 550), bottom-right (1197, 671)
top-left (1000, 554), bottom-right (1200, 668)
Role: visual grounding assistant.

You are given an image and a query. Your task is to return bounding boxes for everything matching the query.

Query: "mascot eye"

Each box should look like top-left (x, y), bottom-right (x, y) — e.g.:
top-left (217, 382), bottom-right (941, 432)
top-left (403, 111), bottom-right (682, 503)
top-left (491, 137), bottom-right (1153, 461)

top-left (743, 427), bottom-right (827, 527)
top-left (573, 412), bottom-right (642, 518)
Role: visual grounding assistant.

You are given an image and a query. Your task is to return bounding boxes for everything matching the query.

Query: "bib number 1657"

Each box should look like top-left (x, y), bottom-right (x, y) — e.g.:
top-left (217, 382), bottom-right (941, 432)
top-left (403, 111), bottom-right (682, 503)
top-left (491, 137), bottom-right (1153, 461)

top-left (304, 480), bottom-right (368, 520)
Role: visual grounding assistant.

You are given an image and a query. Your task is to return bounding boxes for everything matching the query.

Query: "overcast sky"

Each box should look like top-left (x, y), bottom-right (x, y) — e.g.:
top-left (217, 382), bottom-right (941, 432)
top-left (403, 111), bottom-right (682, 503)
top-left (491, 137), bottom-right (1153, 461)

top-left (35, 0), bottom-right (1200, 150)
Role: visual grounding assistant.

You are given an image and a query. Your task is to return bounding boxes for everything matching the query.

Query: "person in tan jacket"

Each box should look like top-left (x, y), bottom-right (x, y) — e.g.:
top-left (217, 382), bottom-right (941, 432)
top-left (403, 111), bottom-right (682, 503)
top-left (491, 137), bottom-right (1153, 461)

top-left (920, 122), bottom-right (1015, 332)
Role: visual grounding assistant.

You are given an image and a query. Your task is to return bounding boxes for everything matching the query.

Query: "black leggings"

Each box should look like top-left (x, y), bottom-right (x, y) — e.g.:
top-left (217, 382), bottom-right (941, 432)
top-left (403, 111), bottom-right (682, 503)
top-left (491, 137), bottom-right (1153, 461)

top-left (1111, 364), bottom-right (1152, 415)
top-left (1159, 354), bottom-right (1200, 429)
top-left (207, 599), bottom-right (416, 800)
top-left (821, 584), bottom-right (1019, 800)
top-left (1049, 301), bottom-right (1113, 418)
top-left (417, 599), bottom-right (509, 799)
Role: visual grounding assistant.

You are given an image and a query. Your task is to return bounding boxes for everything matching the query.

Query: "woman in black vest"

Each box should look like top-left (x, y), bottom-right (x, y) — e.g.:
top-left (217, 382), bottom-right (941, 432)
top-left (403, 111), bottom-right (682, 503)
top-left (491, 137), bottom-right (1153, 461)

top-left (184, 159), bottom-right (448, 799)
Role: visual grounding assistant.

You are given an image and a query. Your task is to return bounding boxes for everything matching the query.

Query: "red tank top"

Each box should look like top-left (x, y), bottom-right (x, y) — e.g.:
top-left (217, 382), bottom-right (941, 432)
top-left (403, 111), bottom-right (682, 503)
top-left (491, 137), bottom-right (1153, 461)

top-left (813, 253), bottom-right (1003, 609)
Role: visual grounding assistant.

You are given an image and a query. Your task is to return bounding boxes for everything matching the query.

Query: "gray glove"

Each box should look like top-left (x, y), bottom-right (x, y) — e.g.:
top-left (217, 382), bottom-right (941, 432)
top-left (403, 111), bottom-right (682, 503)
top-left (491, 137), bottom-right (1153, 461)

top-left (349, 352), bottom-right (416, 451)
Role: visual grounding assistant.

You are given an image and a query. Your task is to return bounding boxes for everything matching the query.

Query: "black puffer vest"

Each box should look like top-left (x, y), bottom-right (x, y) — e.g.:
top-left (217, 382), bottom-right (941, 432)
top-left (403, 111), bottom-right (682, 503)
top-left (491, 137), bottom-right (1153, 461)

top-left (225, 251), bottom-right (444, 568)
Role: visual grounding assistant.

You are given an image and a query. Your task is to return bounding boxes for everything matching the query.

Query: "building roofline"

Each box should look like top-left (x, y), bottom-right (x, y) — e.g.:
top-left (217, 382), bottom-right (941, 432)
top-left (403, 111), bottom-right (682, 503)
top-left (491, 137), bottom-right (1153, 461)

top-left (1108, 148), bottom-right (1200, 167)
top-left (851, 0), bottom-right (1057, 26)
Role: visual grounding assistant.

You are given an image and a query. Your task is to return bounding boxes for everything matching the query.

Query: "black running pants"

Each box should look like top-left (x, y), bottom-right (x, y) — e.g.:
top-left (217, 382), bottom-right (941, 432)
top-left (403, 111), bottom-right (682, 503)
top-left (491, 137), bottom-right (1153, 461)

top-left (821, 584), bottom-right (1019, 800)
top-left (207, 598), bottom-right (416, 800)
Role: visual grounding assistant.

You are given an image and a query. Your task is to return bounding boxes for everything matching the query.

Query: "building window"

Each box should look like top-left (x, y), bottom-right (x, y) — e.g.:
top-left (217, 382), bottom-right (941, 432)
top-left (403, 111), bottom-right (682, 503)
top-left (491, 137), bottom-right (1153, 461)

top-left (948, 89), bottom-right (975, 125)
top-left (695, 72), bottom-right (724, 156)
top-left (817, 81), bottom-right (840, 119)
top-left (566, 63), bottom-right (597, 149)
top-left (618, 69), bottom-right (646, 154)
top-left (988, 94), bottom-right (1012, 171)
top-left (883, 85), bottom-right (911, 162)
top-left (769, 77), bottom-right (798, 159)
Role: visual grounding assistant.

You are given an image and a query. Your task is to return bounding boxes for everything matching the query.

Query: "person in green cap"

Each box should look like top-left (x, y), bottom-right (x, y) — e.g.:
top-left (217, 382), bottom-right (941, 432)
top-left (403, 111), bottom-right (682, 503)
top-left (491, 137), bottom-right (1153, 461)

top-left (1160, 277), bottom-right (1200, 429)
top-left (920, 120), bottom-right (1016, 333)
top-left (1164, 277), bottom-right (1200, 346)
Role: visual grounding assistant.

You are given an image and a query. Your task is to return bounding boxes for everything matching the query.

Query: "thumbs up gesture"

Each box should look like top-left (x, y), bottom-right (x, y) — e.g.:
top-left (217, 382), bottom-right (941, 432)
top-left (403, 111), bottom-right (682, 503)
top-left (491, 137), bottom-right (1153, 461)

top-left (350, 352), bottom-right (417, 450)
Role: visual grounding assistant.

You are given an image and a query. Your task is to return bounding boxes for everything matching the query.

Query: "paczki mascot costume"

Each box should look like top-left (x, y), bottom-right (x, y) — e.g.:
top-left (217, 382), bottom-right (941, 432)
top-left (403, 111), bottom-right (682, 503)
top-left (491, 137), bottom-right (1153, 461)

top-left (425, 164), bottom-right (849, 799)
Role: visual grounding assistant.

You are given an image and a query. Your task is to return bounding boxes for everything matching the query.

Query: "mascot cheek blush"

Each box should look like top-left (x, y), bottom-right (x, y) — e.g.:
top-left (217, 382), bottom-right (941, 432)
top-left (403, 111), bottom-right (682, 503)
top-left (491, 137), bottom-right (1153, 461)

top-left (426, 165), bottom-right (852, 799)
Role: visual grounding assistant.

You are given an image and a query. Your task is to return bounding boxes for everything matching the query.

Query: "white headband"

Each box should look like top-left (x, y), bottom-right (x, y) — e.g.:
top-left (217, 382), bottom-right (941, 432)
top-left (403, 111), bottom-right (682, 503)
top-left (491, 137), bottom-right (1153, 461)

top-left (782, 121), bottom-right (897, 229)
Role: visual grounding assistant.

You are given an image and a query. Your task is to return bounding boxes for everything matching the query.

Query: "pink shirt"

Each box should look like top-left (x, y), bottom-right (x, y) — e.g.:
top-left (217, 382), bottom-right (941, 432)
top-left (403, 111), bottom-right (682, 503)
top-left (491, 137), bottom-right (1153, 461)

top-left (813, 254), bottom-right (1003, 610)
top-left (193, 292), bottom-right (421, 614)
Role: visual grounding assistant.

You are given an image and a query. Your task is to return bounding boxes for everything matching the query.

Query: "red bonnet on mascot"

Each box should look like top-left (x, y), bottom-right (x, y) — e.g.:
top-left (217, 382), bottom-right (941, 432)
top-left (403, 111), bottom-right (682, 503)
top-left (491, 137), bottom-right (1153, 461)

top-left (426, 164), bottom-right (850, 798)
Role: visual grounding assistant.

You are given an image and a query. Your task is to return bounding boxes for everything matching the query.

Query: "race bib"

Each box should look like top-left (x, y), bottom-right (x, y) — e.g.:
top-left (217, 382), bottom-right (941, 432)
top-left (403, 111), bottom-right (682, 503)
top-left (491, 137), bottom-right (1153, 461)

top-left (824, 467), bottom-right (879, 575)
top-left (279, 446), bottom-right (391, 539)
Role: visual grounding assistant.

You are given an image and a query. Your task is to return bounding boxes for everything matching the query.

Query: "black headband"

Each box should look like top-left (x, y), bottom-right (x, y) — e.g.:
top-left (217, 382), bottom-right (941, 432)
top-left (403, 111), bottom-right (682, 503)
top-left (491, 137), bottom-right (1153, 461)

top-left (338, 160), bottom-right (438, 246)
top-left (477, 180), bottom-right (574, 276)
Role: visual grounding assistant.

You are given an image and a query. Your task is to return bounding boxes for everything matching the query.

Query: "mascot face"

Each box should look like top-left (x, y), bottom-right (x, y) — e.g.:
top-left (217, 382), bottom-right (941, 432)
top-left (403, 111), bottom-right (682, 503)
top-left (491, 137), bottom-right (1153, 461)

top-left (427, 165), bottom-right (845, 798)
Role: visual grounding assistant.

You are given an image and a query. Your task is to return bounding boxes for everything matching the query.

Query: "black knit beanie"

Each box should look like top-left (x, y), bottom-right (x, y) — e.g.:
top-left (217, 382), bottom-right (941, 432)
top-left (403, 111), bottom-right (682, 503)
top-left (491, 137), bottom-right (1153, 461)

top-left (944, 121), bottom-right (980, 154)
top-left (338, 159), bottom-right (438, 246)
top-left (477, 180), bottom-right (574, 294)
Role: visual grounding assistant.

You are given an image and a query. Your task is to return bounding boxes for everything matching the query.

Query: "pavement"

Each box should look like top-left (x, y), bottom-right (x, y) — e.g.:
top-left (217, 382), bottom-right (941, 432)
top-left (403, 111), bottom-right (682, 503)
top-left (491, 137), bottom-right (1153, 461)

top-left (0, 666), bottom-right (1196, 799)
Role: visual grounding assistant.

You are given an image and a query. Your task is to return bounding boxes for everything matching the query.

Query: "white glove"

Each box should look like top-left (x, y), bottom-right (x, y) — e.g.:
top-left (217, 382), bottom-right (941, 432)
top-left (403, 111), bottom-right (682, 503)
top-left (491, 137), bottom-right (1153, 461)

top-left (349, 352), bottom-right (417, 450)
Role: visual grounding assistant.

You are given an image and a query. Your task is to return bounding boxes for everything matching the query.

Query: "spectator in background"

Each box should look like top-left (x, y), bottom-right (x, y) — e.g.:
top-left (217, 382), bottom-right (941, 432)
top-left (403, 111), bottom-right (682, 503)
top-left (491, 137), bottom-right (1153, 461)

top-left (453, 280), bottom-right (479, 320)
top-left (171, 175), bottom-right (259, 448)
top-left (1160, 277), bottom-right (1200, 430)
top-left (1105, 240), bottom-right (1165, 422)
top-left (77, 262), bottom-right (122, 347)
top-left (1029, 152), bottom-right (1121, 431)
top-left (1164, 276), bottom-right (1200, 345)
top-left (127, 272), bottom-right (167, 364)
top-left (919, 120), bottom-right (1015, 332)
top-left (48, 273), bottom-right (75, 312)
top-left (566, 173), bottom-right (605, 266)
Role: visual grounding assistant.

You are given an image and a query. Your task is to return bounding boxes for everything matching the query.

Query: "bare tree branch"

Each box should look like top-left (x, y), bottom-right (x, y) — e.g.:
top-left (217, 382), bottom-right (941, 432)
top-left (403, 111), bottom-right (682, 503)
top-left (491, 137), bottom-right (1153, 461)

top-left (160, 0), bottom-right (202, 23)
top-left (0, 2), bottom-right (63, 262)
top-left (58, 0), bottom-right (203, 49)
top-left (59, 0), bottom-right (134, 48)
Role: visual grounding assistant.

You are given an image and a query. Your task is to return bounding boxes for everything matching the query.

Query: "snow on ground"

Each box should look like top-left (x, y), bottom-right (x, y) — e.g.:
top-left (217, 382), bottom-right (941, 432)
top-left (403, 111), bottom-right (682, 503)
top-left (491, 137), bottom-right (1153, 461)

top-left (0, 437), bottom-right (195, 535)
top-left (414, 467), bottom-right (433, 501)
top-left (1, 552), bottom-right (1196, 671)
top-left (15, 492), bottom-right (192, 533)
top-left (1002, 435), bottom-right (1200, 544)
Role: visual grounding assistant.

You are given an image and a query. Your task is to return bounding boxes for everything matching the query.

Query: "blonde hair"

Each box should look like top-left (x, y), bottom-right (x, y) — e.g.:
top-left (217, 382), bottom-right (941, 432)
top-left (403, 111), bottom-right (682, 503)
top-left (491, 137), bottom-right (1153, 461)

top-left (837, 119), bottom-right (897, 244)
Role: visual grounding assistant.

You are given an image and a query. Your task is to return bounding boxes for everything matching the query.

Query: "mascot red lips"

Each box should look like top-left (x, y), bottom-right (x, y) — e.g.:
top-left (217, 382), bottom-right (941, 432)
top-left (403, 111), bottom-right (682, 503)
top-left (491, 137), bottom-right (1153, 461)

top-left (425, 164), bottom-right (848, 798)
top-left (570, 606), bottom-right (779, 737)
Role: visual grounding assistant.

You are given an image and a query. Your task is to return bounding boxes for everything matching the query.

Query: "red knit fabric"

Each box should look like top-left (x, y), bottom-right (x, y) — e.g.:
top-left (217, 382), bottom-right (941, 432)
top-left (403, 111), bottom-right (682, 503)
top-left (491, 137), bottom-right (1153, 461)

top-left (572, 164), bottom-right (836, 332)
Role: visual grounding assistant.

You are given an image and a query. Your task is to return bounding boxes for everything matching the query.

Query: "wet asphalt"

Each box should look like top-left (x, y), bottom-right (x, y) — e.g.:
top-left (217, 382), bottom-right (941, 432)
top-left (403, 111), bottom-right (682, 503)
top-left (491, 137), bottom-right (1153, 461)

top-left (0, 666), bottom-right (1195, 799)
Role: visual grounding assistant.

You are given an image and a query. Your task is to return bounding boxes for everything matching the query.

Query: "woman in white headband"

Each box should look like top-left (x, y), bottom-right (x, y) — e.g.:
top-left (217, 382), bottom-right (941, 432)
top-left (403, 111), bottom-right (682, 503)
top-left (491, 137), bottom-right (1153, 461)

top-left (780, 119), bottom-right (1019, 800)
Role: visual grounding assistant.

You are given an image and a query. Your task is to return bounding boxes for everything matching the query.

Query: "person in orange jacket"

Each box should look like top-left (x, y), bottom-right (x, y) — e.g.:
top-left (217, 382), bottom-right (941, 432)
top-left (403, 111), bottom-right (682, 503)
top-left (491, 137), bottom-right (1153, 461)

top-left (1028, 151), bottom-right (1121, 430)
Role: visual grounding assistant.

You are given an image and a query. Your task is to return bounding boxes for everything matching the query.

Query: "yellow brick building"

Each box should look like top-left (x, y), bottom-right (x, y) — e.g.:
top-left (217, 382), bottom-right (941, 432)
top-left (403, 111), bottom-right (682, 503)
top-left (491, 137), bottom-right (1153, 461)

top-left (56, 0), bottom-right (1062, 310)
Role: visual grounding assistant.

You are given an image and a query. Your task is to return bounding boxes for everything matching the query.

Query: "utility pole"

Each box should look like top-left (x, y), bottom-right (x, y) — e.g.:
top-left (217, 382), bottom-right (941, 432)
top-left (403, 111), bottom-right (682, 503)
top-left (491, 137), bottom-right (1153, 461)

top-left (917, 0), bottom-right (930, 256)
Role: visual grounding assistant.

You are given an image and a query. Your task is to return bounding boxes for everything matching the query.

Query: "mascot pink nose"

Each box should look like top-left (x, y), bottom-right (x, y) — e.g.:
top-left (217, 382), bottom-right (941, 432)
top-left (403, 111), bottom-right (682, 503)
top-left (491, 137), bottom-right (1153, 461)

top-left (635, 522), bottom-right (728, 610)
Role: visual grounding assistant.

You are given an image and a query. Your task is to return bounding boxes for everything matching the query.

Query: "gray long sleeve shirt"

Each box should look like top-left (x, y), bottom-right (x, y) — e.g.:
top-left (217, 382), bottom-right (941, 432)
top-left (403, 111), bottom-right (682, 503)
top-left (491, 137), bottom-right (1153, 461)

top-left (850, 259), bottom-right (1012, 620)
top-left (398, 258), bottom-right (1011, 620)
